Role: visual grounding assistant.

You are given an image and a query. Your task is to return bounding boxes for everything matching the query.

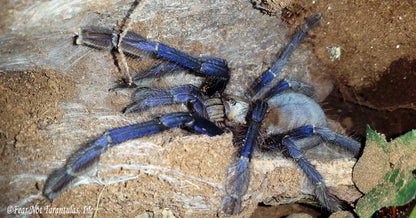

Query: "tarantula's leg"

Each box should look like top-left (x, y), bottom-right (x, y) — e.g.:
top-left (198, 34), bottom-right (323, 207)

top-left (314, 126), bottom-right (361, 156)
top-left (76, 27), bottom-right (229, 94)
top-left (269, 125), bottom-right (360, 211)
top-left (263, 79), bottom-right (315, 100)
top-left (110, 62), bottom-right (185, 90)
top-left (250, 13), bottom-right (323, 99)
top-left (221, 100), bottom-right (268, 215)
top-left (75, 26), bottom-right (117, 50)
top-left (125, 84), bottom-right (205, 116)
top-left (132, 62), bottom-right (184, 81)
top-left (270, 125), bottom-right (361, 155)
top-left (281, 135), bottom-right (344, 212)
top-left (43, 112), bottom-right (223, 200)
top-left (198, 57), bottom-right (230, 95)
top-left (132, 59), bottom-right (228, 96)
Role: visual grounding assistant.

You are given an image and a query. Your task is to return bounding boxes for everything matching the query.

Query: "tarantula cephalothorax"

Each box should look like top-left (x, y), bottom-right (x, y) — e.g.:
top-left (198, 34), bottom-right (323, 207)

top-left (43, 13), bottom-right (361, 215)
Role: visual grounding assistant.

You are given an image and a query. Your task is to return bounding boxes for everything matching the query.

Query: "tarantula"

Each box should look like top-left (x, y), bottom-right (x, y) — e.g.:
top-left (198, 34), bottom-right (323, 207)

top-left (43, 13), bottom-right (361, 215)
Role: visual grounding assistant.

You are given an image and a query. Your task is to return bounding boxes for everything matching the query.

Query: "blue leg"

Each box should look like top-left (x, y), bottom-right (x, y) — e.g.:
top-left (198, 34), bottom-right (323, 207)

top-left (122, 38), bottom-right (229, 95)
top-left (282, 136), bottom-right (344, 212)
top-left (131, 59), bottom-right (228, 95)
top-left (43, 112), bottom-right (223, 200)
top-left (124, 85), bottom-right (205, 117)
top-left (283, 136), bottom-right (324, 187)
top-left (314, 126), bottom-right (361, 156)
top-left (221, 100), bottom-right (268, 215)
top-left (77, 27), bottom-right (229, 95)
top-left (262, 79), bottom-right (315, 100)
top-left (250, 13), bottom-right (323, 99)
top-left (132, 62), bottom-right (184, 81)
top-left (267, 125), bottom-right (360, 211)
top-left (266, 125), bottom-right (315, 147)
top-left (269, 125), bottom-right (361, 155)
top-left (122, 37), bottom-right (229, 81)
top-left (262, 79), bottom-right (291, 100)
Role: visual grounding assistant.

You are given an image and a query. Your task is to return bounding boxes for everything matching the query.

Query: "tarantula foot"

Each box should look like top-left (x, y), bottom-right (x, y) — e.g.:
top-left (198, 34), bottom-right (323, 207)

top-left (314, 184), bottom-right (350, 212)
top-left (220, 195), bottom-right (242, 215)
top-left (109, 78), bottom-right (137, 91)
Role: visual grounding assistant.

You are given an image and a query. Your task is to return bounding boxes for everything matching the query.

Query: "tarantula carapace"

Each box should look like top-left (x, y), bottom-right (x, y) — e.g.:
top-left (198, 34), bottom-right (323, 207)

top-left (43, 13), bottom-right (361, 215)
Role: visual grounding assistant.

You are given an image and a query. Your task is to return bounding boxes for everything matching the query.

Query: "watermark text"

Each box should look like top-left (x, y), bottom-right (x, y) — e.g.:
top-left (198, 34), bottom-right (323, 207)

top-left (7, 204), bottom-right (94, 215)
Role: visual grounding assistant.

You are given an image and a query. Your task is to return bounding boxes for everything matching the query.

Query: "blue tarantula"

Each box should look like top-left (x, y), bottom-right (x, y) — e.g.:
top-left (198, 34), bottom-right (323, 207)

top-left (43, 13), bottom-right (361, 215)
